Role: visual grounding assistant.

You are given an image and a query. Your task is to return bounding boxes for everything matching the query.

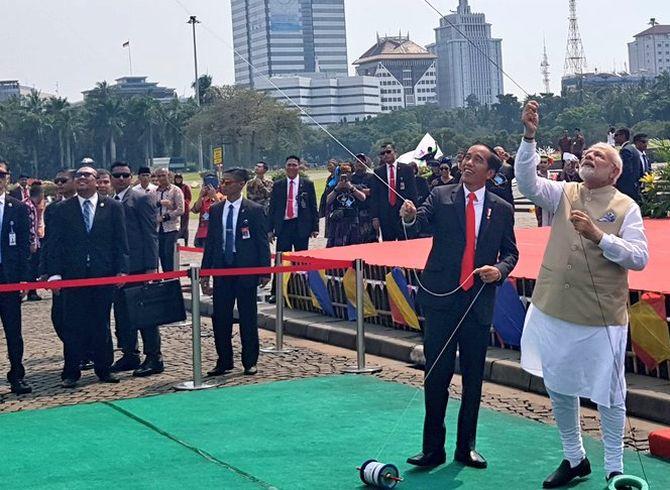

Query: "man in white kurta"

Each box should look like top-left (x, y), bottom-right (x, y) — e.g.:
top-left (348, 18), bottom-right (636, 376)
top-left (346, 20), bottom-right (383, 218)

top-left (516, 101), bottom-right (649, 489)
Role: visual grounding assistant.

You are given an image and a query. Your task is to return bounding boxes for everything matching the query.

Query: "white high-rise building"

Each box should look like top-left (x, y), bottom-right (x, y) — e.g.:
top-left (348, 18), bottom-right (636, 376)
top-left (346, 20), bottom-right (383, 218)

top-left (628, 23), bottom-right (670, 77)
top-left (231, 0), bottom-right (349, 87)
top-left (432, 0), bottom-right (504, 108)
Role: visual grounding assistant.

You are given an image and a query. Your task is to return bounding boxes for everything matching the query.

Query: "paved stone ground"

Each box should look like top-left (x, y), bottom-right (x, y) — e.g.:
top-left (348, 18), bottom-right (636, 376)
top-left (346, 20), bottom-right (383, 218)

top-left (0, 291), bottom-right (658, 453)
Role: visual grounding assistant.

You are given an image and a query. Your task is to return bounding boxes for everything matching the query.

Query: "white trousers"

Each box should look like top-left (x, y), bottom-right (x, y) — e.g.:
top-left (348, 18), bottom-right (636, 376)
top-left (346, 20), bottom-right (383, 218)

top-left (547, 388), bottom-right (625, 475)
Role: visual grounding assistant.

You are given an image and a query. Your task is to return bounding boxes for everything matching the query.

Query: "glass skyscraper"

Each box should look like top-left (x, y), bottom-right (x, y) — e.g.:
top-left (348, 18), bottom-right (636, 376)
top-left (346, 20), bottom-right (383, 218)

top-left (231, 0), bottom-right (349, 87)
top-left (432, 0), bottom-right (504, 108)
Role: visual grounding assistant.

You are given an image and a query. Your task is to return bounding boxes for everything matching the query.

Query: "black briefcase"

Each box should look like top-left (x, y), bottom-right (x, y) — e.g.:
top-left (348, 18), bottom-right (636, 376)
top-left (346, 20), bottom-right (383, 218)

top-left (122, 279), bottom-right (186, 328)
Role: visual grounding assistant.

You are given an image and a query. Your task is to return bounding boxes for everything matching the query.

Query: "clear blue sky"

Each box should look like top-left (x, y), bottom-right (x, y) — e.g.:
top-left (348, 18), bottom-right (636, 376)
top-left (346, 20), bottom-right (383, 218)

top-left (0, 0), bottom-right (666, 101)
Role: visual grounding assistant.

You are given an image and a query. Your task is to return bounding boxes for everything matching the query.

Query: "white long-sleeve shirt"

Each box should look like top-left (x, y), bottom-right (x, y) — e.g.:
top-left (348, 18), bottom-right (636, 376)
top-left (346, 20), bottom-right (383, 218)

top-left (515, 139), bottom-right (648, 271)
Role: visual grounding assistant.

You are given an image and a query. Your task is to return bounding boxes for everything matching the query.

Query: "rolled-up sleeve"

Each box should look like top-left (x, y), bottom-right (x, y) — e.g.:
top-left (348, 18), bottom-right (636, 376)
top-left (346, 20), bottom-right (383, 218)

top-left (515, 139), bottom-right (564, 213)
top-left (598, 203), bottom-right (649, 271)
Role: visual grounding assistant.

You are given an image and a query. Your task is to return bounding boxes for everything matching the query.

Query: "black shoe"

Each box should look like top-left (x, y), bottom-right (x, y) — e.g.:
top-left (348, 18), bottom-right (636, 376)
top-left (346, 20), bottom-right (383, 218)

top-left (110, 355), bottom-right (141, 372)
top-left (406, 450), bottom-right (447, 467)
top-left (132, 357), bottom-right (165, 378)
top-left (61, 378), bottom-right (77, 388)
top-left (207, 364), bottom-right (233, 377)
top-left (267, 295), bottom-right (276, 304)
top-left (454, 449), bottom-right (488, 469)
top-left (98, 374), bottom-right (120, 384)
top-left (543, 458), bottom-right (591, 488)
top-left (244, 366), bottom-right (257, 375)
top-left (80, 359), bottom-right (95, 371)
top-left (27, 292), bottom-right (42, 301)
top-left (606, 471), bottom-right (623, 482)
top-left (10, 379), bottom-right (32, 395)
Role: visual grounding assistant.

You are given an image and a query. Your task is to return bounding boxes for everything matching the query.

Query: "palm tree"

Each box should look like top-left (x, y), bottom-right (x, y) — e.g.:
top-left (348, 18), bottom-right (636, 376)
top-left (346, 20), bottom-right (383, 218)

top-left (20, 90), bottom-right (48, 175)
top-left (45, 97), bottom-right (71, 166)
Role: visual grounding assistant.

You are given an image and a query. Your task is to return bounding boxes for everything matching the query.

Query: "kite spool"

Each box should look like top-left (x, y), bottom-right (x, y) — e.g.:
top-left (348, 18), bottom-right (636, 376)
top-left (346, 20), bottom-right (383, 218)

top-left (358, 459), bottom-right (402, 489)
top-left (607, 474), bottom-right (648, 490)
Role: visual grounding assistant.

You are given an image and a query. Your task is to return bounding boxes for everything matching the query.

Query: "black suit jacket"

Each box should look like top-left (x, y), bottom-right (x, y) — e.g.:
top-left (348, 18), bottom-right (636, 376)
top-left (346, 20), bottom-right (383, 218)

top-left (201, 198), bottom-right (271, 288)
top-left (372, 162), bottom-right (418, 221)
top-left (616, 142), bottom-right (642, 202)
top-left (8, 187), bottom-right (26, 201)
top-left (38, 199), bottom-right (62, 277)
top-left (49, 195), bottom-right (129, 279)
top-left (268, 178), bottom-right (319, 238)
top-left (120, 189), bottom-right (158, 273)
top-left (0, 195), bottom-right (31, 284)
top-left (407, 184), bottom-right (518, 323)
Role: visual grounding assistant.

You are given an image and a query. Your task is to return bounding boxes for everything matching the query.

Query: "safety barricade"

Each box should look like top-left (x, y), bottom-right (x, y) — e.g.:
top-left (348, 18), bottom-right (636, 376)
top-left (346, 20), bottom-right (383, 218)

top-left (9, 248), bottom-right (378, 393)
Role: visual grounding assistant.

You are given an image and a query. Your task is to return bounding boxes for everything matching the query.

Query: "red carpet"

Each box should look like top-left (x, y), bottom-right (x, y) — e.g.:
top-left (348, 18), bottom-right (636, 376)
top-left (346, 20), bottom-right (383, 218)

top-left (290, 219), bottom-right (670, 294)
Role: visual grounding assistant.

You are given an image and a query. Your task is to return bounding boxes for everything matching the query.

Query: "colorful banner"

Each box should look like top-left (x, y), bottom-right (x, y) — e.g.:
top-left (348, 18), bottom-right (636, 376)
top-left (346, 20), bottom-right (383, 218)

top-left (282, 260), bottom-right (292, 309)
top-left (385, 268), bottom-right (420, 330)
top-left (307, 270), bottom-right (335, 317)
top-left (342, 268), bottom-right (377, 321)
top-left (492, 279), bottom-right (526, 347)
top-left (630, 292), bottom-right (670, 371)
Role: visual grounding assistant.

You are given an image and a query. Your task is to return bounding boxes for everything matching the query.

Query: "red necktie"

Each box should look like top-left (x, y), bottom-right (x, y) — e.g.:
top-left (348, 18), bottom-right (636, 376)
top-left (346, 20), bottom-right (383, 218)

top-left (286, 180), bottom-right (295, 219)
top-left (460, 192), bottom-right (477, 291)
top-left (388, 164), bottom-right (396, 206)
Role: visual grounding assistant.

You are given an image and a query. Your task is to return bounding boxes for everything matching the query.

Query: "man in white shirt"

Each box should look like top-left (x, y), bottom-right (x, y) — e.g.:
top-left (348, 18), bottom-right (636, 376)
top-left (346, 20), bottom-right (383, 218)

top-left (132, 166), bottom-right (158, 194)
top-left (517, 101), bottom-right (649, 488)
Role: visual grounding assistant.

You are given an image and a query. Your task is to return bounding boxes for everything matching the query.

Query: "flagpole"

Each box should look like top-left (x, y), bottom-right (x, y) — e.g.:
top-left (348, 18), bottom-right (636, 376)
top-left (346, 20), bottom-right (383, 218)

top-left (124, 41), bottom-right (133, 75)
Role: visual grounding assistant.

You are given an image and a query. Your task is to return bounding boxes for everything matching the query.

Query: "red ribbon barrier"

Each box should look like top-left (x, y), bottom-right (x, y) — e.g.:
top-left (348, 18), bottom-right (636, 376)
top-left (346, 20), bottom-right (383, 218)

top-left (177, 245), bottom-right (204, 253)
top-left (0, 270), bottom-right (188, 294)
top-left (0, 258), bottom-right (353, 293)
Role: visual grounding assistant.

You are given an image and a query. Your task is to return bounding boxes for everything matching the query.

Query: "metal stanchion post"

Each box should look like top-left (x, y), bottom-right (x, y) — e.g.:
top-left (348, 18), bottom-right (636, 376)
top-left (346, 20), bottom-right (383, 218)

top-left (174, 244), bottom-right (181, 271)
top-left (175, 267), bottom-right (216, 390)
top-left (342, 259), bottom-right (381, 374)
top-left (261, 252), bottom-right (294, 354)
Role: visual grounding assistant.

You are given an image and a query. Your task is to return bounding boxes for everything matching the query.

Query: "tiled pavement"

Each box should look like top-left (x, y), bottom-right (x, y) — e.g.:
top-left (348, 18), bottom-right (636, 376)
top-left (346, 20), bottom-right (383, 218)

top-left (0, 291), bottom-right (658, 452)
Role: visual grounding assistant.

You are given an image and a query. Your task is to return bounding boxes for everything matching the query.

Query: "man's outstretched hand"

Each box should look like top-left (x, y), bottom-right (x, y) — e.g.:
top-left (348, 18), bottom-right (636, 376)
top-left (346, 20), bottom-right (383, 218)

top-left (522, 100), bottom-right (539, 139)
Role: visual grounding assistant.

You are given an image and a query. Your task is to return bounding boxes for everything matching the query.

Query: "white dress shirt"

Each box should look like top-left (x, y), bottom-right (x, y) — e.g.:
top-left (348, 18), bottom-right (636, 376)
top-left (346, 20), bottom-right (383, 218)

top-left (284, 176), bottom-right (299, 220)
top-left (115, 187), bottom-right (130, 201)
top-left (463, 185), bottom-right (486, 239)
top-left (516, 139), bottom-right (649, 407)
top-left (222, 196), bottom-right (243, 253)
top-left (77, 193), bottom-right (99, 221)
top-left (133, 183), bottom-right (157, 193)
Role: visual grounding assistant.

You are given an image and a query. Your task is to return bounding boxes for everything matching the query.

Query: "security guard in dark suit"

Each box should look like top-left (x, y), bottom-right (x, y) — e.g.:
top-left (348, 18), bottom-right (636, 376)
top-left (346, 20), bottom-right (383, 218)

top-left (47, 166), bottom-right (129, 388)
top-left (0, 159), bottom-right (32, 394)
top-left (200, 168), bottom-right (271, 377)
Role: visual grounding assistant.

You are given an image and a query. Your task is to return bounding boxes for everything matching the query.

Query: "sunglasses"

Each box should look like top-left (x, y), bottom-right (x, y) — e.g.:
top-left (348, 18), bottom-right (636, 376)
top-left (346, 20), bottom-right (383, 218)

top-left (111, 172), bottom-right (131, 179)
top-left (440, 166), bottom-right (450, 171)
top-left (75, 171), bottom-right (96, 179)
top-left (379, 149), bottom-right (393, 156)
top-left (54, 178), bottom-right (69, 184)
top-left (0, 172), bottom-right (9, 178)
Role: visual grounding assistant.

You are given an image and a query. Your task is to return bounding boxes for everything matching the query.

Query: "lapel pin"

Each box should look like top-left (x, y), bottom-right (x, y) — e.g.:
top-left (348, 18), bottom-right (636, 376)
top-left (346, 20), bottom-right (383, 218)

top-left (100, 202), bottom-right (105, 207)
top-left (486, 208), bottom-right (492, 220)
top-left (7, 202), bottom-right (11, 207)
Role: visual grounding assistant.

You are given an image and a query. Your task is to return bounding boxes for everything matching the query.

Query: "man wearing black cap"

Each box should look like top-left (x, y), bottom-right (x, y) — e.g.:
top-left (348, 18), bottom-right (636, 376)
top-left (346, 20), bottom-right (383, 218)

top-left (200, 167), bottom-right (271, 377)
top-left (9, 174), bottom-right (30, 201)
top-left (133, 167), bottom-right (158, 194)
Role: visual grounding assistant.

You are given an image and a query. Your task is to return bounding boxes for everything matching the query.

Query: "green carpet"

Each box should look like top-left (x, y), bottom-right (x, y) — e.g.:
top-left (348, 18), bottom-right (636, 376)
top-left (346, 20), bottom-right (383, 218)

top-left (1, 375), bottom-right (668, 489)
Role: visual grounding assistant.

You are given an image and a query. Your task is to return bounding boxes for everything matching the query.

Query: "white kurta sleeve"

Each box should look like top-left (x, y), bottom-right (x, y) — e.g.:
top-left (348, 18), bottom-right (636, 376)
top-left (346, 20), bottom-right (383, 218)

top-left (598, 203), bottom-right (649, 271)
top-left (515, 139), bottom-right (565, 213)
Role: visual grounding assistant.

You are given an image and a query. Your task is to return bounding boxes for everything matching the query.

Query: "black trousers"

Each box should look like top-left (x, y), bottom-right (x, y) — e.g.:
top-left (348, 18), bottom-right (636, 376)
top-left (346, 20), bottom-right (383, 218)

top-left (158, 230), bottom-right (178, 272)
top-left (379, 208), bottom-right (407, 242)
top-left (0, 290), bottom-right (24, 383)
top-left (271, 219), bottom-right (309, 295)
top-left (113, 283), bottom-right (161, 359)
top-left (421, 292), bottom-right (490, 454)
top-left (212, 277), bottom-right (259, 370)
top-left (51, 291), bottom-right (66, 342)
top-left (61, 285), bottom-right (115, 381)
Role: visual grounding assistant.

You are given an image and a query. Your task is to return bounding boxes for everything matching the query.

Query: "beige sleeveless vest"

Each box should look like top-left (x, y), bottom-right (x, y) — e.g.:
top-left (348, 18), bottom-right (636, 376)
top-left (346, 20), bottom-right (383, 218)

top-left (532, 182), bottom-right (634, 326)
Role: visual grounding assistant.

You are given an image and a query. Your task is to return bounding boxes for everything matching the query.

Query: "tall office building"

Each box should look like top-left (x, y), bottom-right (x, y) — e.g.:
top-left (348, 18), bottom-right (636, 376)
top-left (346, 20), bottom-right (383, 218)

top-left (628, 22), bottom-right (670, 77)
top-left (231, 0), bottom-right (349, 87)
top-left (432, 0), bottom-right (503, 108)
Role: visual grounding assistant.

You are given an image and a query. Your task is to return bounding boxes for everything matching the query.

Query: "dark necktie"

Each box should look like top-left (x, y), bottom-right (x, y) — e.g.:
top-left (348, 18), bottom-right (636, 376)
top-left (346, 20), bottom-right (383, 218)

top-left (224, 203), bottom-right (235, 265)
top-left (460, 193), bottom-right (477, 291)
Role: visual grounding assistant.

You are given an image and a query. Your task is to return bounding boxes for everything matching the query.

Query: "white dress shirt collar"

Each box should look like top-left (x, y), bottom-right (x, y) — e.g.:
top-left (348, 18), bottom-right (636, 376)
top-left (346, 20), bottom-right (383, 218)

top-left (115, 187), bottom-right (130, 201)
top-left (463, 185), bottom-right (487, 237)
top-left (0, 192), bottom-right (5, 206)
top-left (464, 185), bottom-right (486, 204)
top-left (78, 193), bottom-right (98, 209)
